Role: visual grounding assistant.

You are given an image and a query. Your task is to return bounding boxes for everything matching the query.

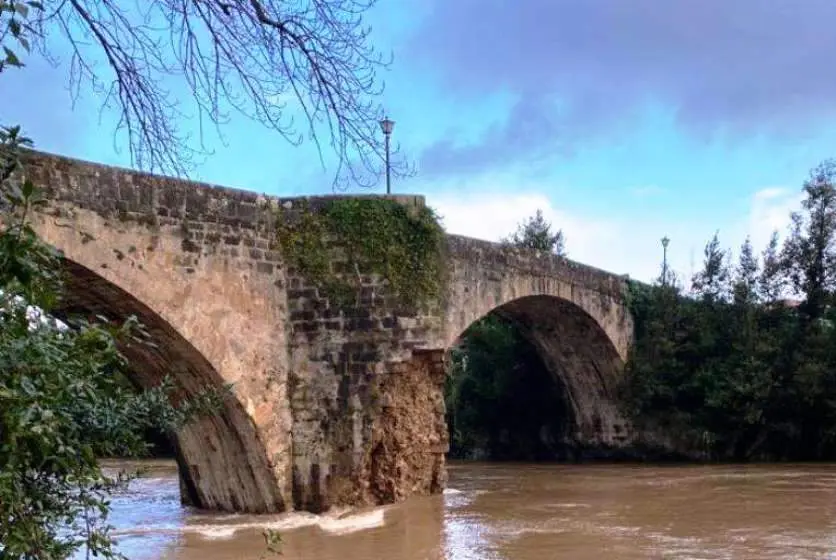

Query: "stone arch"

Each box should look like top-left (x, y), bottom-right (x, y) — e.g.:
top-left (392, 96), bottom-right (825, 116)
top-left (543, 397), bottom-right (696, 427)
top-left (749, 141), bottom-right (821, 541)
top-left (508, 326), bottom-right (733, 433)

top-left (449, 294), bottom-right (631, 451)
top-left (440, 235), bottom-right (633, 363)
top-left (56, 258), bottom-right (285, 512)
top-left (27, 202), bottom-right (293, 514)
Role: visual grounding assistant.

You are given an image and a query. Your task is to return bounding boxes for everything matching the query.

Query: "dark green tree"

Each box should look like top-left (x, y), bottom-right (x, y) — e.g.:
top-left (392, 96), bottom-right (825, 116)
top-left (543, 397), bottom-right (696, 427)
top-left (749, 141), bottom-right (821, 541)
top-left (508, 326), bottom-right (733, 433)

top-left (733, 237), bottom-right (759, 307)
top-left (772, 162), bottom-right (836, 456)
top-left (622, 159), bottom-right (836, 462)
top-left (445, 315), bottom-right (568, 460)
top-left (781, 160), bottom-right (836, 322)
top-left (691, 232), bottom-right (730, 304)
top-left (758, 231), bottom-right (785, 303)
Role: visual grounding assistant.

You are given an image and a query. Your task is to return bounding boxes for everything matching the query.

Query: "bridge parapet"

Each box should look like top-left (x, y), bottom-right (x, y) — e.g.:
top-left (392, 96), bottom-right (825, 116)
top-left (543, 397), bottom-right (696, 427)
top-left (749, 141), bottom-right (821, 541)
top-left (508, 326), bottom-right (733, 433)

top-left (20, 148), bottom-right (425, 236)
top-left (445, 234), bottom-right (629, 301)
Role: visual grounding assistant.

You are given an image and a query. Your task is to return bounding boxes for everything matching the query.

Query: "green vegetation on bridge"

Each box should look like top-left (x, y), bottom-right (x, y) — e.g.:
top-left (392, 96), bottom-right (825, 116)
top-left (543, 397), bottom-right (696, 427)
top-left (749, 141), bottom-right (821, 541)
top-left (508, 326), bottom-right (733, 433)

top-left (274, 196), bottom-right (445, 310)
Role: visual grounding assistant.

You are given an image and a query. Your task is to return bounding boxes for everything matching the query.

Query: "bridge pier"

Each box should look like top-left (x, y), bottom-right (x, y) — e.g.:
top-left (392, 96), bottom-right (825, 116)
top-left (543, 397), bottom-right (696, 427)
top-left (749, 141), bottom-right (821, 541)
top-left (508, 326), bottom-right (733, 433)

top-left (284, 260), bottom-right (450, 512)
top-left (289, 348), bottom-right (449, 512)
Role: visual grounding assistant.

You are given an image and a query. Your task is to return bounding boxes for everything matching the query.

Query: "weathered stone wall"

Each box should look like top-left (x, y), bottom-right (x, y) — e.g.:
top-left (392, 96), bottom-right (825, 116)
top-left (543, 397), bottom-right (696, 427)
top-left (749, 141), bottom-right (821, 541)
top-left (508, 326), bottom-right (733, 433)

top-left (18, 150), bottom-right (636, 514)
top-left (365, 349), bottom-right (448, 503)
top-left (20, 151), bottom-right (294, 513)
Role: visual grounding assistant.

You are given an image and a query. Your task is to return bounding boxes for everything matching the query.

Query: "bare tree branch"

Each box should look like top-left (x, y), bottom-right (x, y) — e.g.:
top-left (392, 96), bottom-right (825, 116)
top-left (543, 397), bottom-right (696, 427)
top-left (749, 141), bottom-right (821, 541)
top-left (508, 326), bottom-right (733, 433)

top-left (17, 0), bottom-right (413, 188)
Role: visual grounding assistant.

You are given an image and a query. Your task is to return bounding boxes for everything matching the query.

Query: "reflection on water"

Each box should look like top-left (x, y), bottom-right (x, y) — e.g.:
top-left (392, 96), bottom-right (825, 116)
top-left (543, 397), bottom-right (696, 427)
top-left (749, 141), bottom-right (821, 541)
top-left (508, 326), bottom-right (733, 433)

top-left (91, 460), bottom-right (836, 559)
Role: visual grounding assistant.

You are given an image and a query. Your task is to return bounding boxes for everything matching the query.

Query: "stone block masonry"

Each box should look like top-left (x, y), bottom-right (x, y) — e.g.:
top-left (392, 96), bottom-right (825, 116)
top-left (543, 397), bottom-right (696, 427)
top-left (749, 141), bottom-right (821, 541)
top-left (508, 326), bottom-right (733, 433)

top-left (17, 149), bottom-right (635, 513)
top-left (19, 150), bottom-right (296, 513)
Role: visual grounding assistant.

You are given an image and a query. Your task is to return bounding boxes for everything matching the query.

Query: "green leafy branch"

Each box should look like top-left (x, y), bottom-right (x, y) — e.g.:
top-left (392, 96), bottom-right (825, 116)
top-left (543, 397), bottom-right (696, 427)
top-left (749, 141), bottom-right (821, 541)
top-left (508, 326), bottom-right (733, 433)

top-left (0, 1), bottom-right (42, 72)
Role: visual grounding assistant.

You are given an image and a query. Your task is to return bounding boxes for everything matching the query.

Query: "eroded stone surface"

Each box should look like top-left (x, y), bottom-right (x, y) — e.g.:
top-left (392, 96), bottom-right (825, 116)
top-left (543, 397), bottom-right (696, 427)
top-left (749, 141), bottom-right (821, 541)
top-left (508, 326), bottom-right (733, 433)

top-left (18, 150), bottom-right (635, 514)
top-left (363, 350), bottom-right (448, 505)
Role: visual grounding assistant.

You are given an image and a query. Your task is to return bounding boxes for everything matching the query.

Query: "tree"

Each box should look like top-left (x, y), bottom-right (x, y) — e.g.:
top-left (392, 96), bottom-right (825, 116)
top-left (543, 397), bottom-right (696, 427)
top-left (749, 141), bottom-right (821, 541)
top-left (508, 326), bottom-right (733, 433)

top-left (504, 209), bottom-right (566, 256)
top-left (445, 314), bottom-right (568, 461)
top-left (0, 126), bottom-right (227, 559)
top-left (758, 231), bottom-right (784, 304)
top-left (622, 160), bottom-right (836, 462)
top-left (781, 160), bottom-right (836, 321)
top-left (691, 232), bottom-right (730, 304)
top-left (2, 0), bottom-right (399, 185)
top-left (732, 237), bottom-right (759, 307)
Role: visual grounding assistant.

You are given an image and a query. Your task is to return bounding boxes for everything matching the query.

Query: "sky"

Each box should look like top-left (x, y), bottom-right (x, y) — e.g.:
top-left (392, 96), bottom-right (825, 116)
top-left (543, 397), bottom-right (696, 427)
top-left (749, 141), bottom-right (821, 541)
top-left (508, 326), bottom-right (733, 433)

top-left (5, 1), bottom-right (836, 284)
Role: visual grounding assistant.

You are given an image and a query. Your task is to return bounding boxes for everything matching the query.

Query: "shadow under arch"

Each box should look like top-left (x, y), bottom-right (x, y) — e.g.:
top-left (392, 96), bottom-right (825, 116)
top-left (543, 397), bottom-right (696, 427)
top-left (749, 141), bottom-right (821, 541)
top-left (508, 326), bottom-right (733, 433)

top-left (452, 294), bottom-right (630, 453)
top-left (54, 259), bottom-right (285, 513)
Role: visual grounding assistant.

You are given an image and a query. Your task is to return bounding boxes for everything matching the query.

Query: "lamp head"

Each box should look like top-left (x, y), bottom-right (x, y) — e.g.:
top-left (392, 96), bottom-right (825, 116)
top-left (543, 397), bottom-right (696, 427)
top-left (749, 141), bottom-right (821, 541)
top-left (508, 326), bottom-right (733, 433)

top-left (380, 117), bottom-right (395, 135)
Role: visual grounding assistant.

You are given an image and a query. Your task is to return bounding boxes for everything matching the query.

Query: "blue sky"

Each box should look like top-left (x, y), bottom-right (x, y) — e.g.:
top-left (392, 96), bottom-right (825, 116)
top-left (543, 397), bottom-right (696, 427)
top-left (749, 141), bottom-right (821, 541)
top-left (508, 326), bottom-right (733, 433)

top-left (5, 0), bottom-right (836, 283)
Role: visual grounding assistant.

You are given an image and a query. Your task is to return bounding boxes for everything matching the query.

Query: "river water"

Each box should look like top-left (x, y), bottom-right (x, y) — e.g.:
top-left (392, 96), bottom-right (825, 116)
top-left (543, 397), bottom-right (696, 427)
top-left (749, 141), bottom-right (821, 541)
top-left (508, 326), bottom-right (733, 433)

top-left (95, 460), bottom-right (836, 559)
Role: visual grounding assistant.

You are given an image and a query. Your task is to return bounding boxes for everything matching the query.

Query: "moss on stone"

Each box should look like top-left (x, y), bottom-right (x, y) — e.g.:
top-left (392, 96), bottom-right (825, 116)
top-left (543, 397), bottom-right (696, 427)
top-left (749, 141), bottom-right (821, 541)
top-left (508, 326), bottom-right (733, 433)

top-left (275, 197), bottom-right (445, 311)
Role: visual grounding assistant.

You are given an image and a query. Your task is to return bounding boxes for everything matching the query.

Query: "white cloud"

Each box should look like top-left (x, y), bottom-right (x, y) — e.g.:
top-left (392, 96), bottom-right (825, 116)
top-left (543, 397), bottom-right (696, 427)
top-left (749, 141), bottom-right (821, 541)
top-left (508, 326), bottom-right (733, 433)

top-left (430, 188), bottom-right (646, 279)
top-left (426, 180), bottom-right (805, 288)
top-left (433, 191), bottom-right (617, 253)
top-left (745, 186), bottom-right (802, 249)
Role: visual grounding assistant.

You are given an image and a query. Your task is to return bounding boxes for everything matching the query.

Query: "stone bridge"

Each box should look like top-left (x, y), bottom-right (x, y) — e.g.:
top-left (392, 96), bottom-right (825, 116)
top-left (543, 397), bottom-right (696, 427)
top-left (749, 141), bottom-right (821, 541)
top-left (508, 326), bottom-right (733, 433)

top-left (15, 151), bottom-right (634, 514)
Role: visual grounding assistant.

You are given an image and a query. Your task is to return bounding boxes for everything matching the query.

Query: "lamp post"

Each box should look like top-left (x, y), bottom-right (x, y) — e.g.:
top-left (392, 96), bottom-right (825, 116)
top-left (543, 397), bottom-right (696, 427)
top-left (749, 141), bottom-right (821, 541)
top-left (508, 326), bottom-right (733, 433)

top-left (661, 236), bottom-right (670, 285)
top-left (379, 116), bottom-right (395, 195)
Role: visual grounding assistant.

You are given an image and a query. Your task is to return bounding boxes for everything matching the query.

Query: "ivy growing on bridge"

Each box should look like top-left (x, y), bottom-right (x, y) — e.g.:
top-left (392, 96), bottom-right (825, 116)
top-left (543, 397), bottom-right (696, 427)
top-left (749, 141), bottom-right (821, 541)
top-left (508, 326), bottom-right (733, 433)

top-left (274, 197), bottom-right (446, 310)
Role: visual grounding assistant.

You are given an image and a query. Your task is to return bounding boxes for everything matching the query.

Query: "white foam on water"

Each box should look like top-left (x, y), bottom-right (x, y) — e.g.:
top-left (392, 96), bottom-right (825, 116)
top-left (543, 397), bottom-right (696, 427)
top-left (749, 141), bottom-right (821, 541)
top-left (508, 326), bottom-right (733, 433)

top-left (194, 526), bottom-right (239, 540)
top-left (500, 526), bottom-right (569, 538)
top-left (187, 512), bottom-right (320, 539)
top-left (111, 526), bottom-right (181, 538)
top-left (115, 507), bottom-right (390, 541)
top-left (444, 487), bottom-right (491, 510)
top-left (317, 509), bottom-right (386, 535)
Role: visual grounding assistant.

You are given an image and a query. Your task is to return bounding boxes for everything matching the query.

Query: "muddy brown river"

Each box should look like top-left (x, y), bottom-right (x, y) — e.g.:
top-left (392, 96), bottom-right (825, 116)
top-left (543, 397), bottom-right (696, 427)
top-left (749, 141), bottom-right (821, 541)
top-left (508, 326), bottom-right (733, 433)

top-left (91, 460), bottom-right (836, 559)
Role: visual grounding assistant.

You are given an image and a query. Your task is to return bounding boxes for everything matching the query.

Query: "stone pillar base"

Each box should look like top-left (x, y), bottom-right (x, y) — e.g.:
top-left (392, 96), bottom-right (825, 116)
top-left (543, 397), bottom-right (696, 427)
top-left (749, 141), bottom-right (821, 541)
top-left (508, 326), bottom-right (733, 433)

top-left (364, 348), bottom-right (449, 505)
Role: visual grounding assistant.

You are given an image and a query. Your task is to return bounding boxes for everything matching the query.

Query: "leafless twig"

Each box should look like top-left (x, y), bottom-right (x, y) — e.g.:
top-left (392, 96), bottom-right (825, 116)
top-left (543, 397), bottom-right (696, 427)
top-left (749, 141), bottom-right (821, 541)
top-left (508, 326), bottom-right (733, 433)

top-left (23, 0), bottom-right (412, 188)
